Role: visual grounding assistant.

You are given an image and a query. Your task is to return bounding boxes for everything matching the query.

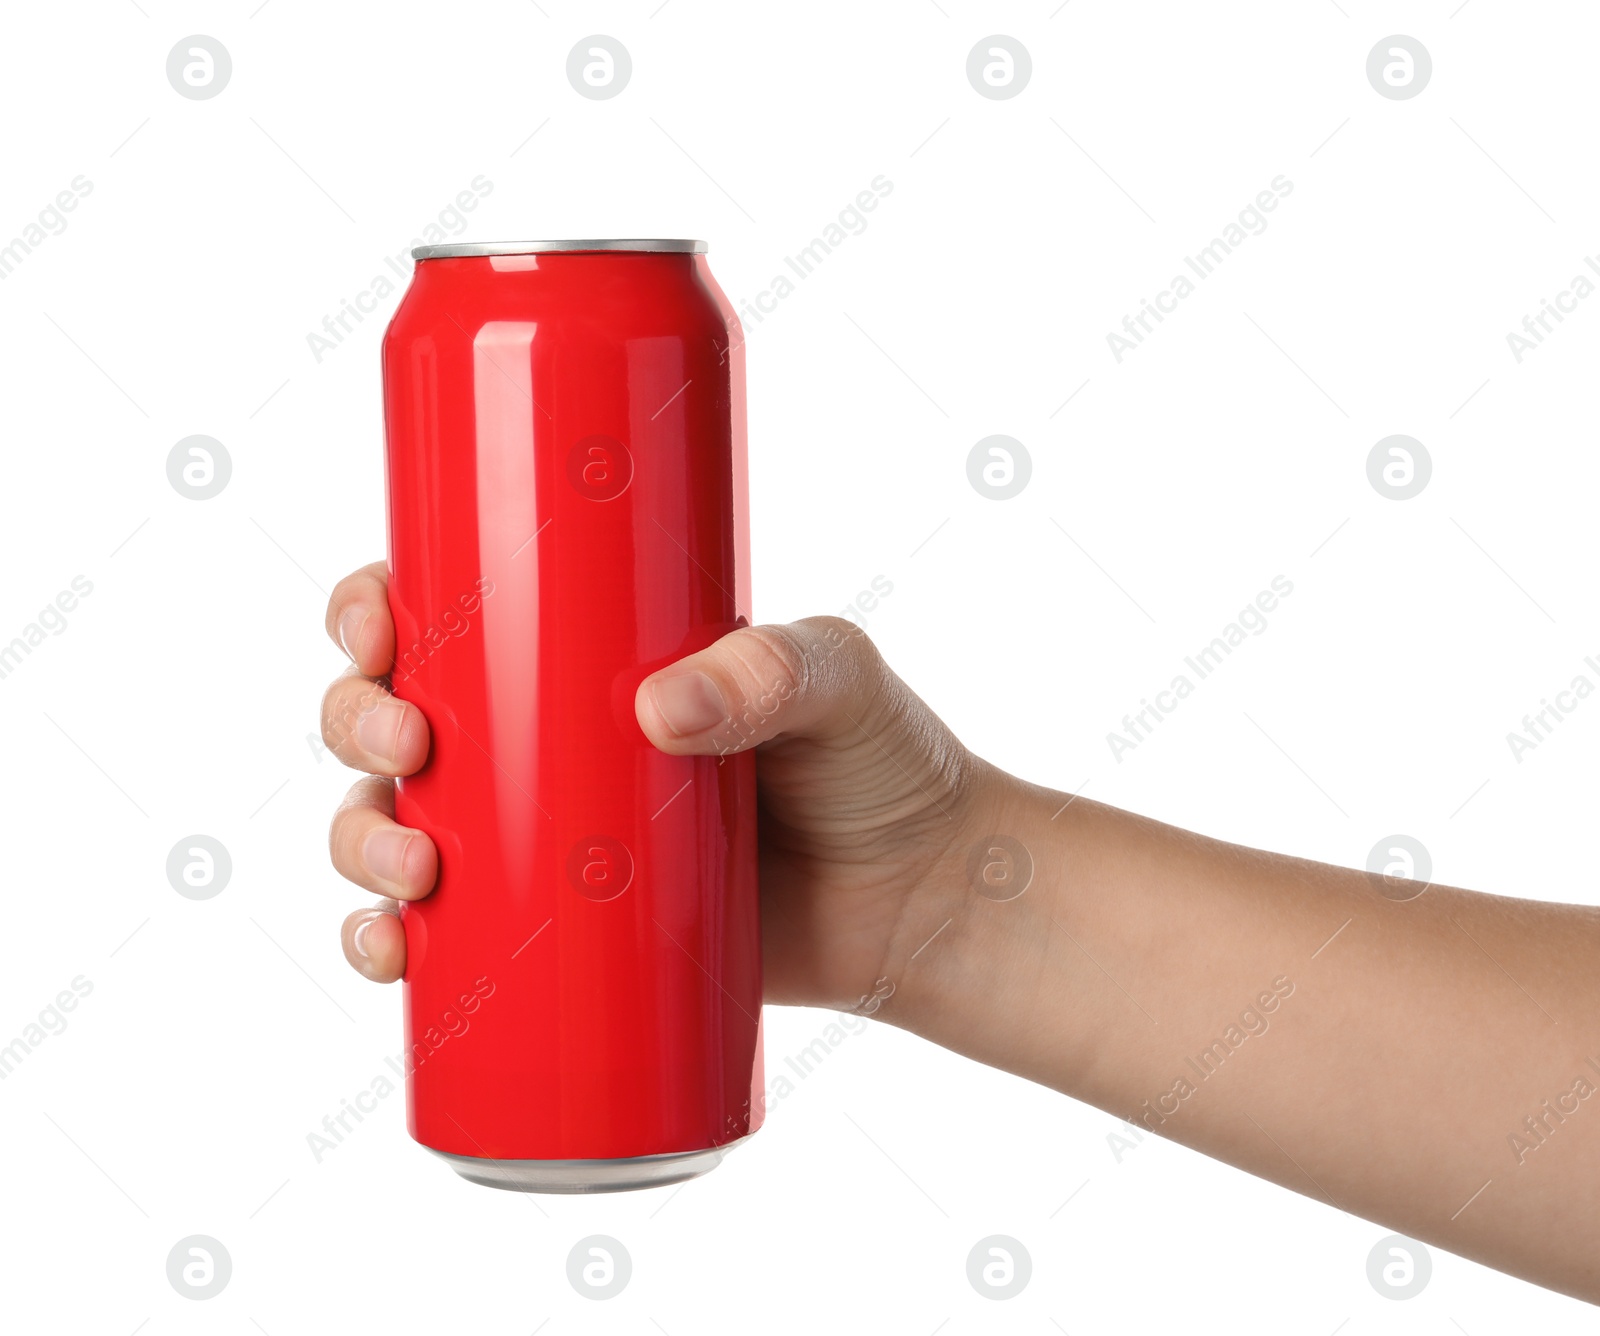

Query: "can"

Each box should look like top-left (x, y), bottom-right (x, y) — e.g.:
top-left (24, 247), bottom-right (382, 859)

top-left (380, 239), bottom-right (762, 1192)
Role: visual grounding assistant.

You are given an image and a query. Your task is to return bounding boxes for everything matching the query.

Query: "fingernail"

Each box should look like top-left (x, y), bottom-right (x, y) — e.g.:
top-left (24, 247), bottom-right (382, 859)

top-left (356, 697), bottom-right (406, 763)
top-left (649, 671), bottom-right (727, 737)
top-left (338, 607), bottom-right (368, 664)
top-left (352, 915), bottom-right (377, 960)
top-left (364, 829), bottom-right (413, 889)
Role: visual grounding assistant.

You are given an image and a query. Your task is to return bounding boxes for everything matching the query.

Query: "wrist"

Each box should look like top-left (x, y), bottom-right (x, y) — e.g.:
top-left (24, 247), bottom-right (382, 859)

top-left (871, 763), bottom-right (1073, 1070)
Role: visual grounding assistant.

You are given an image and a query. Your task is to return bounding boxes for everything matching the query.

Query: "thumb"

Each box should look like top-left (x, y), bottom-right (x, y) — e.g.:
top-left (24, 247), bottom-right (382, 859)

top-left (635, 617), bottom-right (884, 756)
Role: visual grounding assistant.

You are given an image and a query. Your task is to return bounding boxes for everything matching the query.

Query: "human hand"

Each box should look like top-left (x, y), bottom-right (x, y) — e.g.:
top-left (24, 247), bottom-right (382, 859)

top-left (320, 562), bottom-right (996, 1015)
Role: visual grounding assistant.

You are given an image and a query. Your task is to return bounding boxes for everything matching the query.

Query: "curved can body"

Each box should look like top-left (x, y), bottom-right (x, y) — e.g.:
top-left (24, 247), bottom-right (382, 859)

top-left (379, 243), bottom-right (762, 1192)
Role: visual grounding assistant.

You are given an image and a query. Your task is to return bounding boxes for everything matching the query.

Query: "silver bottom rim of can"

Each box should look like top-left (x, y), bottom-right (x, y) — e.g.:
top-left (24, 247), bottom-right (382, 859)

top-left (431, 1135), bottom-right (750, 1194)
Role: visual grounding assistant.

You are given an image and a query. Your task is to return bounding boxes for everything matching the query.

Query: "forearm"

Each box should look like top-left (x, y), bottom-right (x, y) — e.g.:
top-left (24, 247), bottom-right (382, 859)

top-left (883, 767), bottom-right (1600, 1302)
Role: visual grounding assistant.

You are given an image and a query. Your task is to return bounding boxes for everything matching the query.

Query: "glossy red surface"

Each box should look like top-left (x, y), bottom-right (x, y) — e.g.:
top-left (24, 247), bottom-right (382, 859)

top-left (381, 249), bottom-right (763, 1163)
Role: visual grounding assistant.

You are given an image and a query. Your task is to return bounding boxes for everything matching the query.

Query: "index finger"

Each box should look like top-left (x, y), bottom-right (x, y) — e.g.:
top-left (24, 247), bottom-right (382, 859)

top-left (325, 560), bottom-right (395, 679)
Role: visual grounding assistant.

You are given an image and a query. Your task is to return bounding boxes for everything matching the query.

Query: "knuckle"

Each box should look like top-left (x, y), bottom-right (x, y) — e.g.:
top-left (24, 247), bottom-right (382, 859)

top-left (320, 675), bottom-right (385, 754)
top-left (326, 566), bottom-right (388, 650)
top-left (327, 573), bottom-right (356, 611)
top-left (318, 690), bottom-right (344, 750)
top-left (335, 774), bottom-right (389, 816)
top-left (329, 776), bottom-right (398, 882)
top-left (793, 614), bottom-right (882, 687)
top-left (805, 614), bottom-right (875, 651)
top-left (325, 573), bottom-right (366, 634)
top-left (703, 624), bottom-right (812, 753)
top-left (327, 803), bottom-right (362, 869)
top-left (715, 618), bottom-right (882, 743)
top-left (728, 623), bottom-right (810, 709)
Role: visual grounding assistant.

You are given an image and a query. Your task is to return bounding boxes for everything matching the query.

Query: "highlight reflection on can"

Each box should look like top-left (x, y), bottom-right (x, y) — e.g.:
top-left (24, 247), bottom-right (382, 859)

top-left (380, 239), bottom-right (762, 1192)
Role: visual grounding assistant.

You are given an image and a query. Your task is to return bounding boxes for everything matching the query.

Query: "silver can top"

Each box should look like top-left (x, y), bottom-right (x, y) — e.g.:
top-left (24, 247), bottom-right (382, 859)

top-left (412, 239), bottom-right (708, 260)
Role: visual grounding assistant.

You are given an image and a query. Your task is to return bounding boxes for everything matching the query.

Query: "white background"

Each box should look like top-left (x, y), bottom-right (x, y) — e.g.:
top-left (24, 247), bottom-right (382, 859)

top-left (1, 0), bottom-right (1595, 1330)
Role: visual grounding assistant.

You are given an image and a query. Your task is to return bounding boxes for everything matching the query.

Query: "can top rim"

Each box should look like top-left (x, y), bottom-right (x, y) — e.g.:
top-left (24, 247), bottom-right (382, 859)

top-left (412, 239), bottom-right (708, 260)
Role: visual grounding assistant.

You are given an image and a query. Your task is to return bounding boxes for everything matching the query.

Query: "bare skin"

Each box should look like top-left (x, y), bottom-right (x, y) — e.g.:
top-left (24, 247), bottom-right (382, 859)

top-left (322, 562), bottom-right (1600, 1304)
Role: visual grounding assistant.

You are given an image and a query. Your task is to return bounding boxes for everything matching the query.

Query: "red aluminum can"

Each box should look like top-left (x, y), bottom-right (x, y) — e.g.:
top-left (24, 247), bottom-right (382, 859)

top-left (380, 239), bottom-right (762, 1192)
